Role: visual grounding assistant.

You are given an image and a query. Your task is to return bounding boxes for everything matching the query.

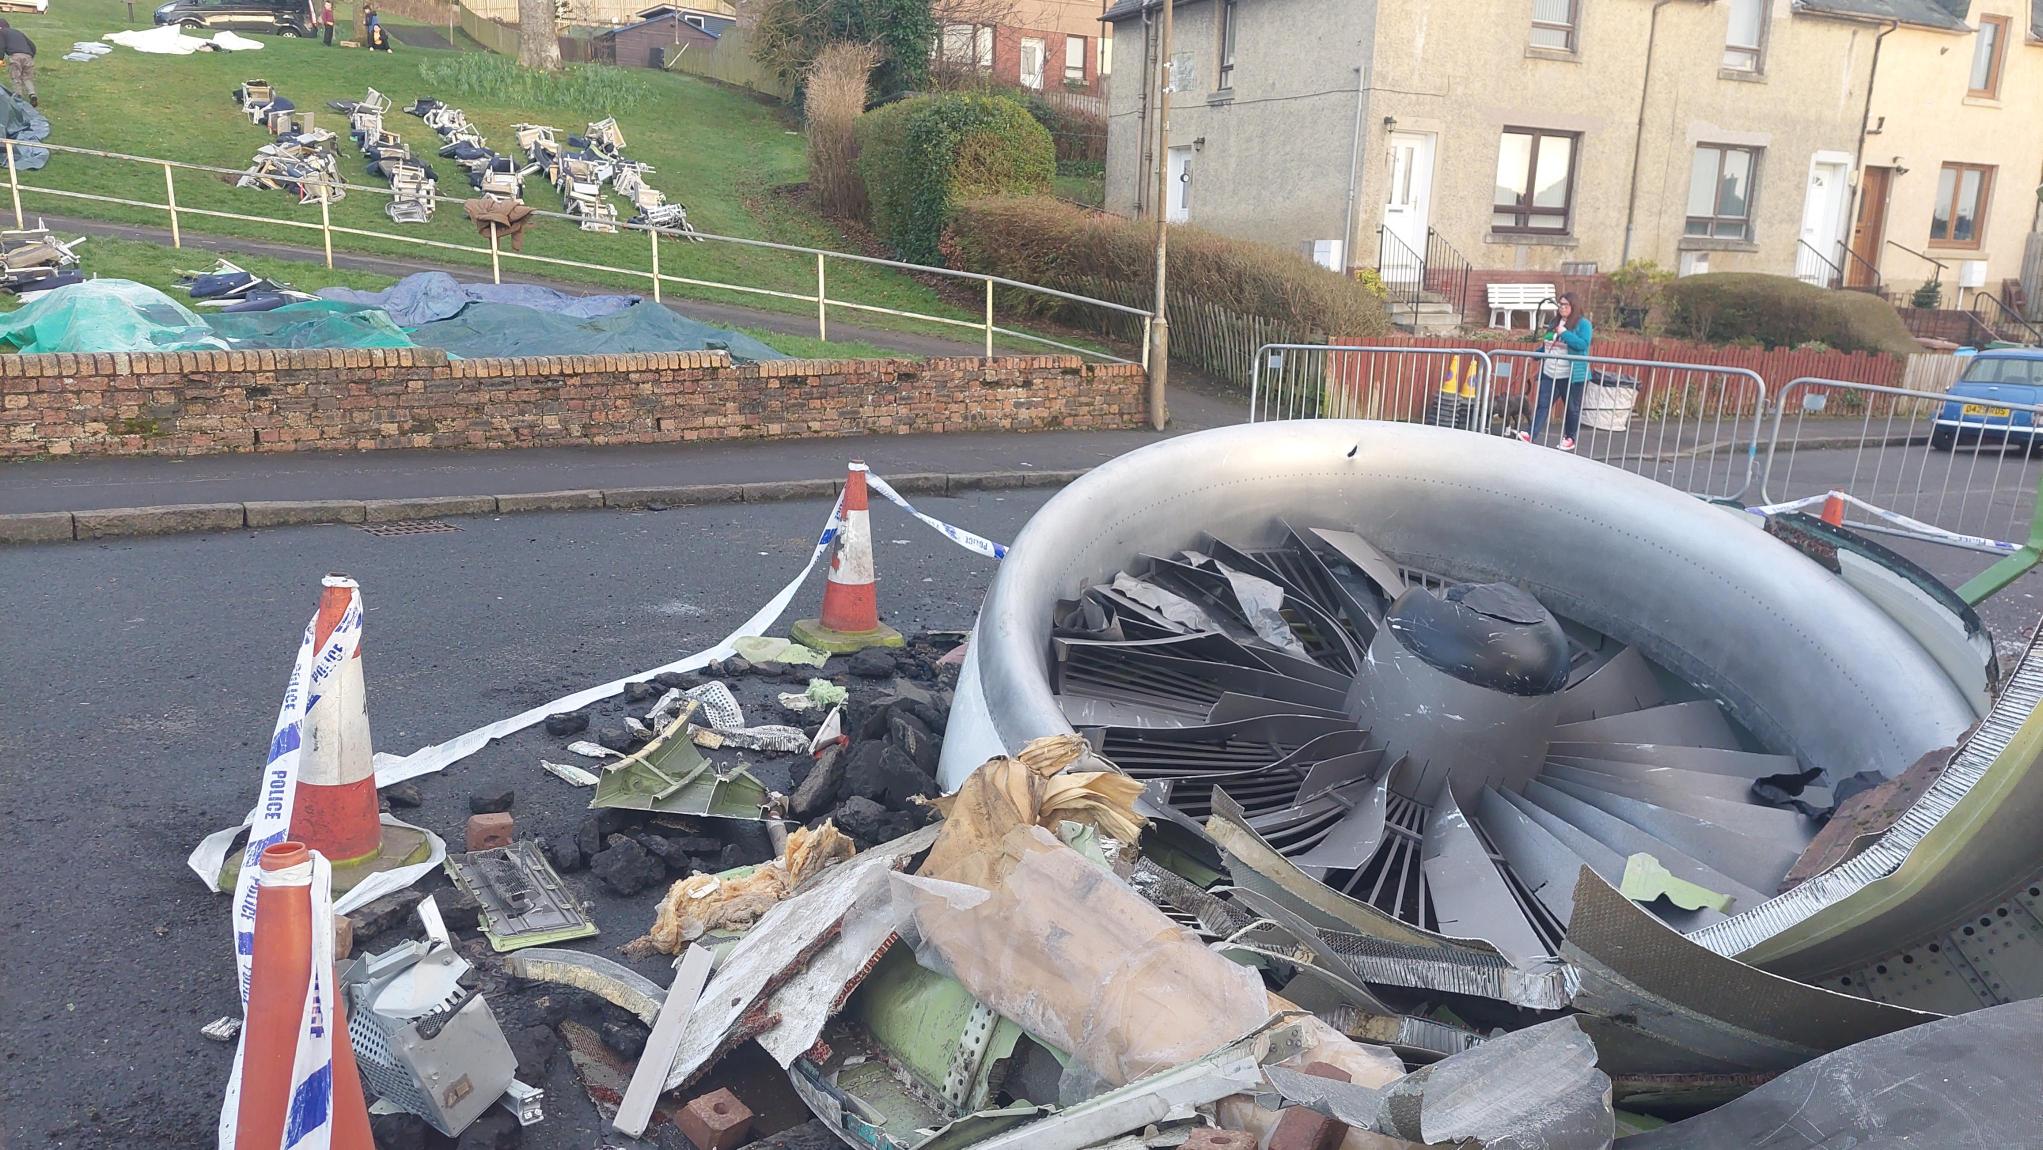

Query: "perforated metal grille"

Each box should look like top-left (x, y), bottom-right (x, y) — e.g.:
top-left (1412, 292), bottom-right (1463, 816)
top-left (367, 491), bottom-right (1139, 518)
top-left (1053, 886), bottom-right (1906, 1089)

top-left (355, 519), bottom-right (460, 537)
top-left (349, 1009), bottom-right (433, 1117)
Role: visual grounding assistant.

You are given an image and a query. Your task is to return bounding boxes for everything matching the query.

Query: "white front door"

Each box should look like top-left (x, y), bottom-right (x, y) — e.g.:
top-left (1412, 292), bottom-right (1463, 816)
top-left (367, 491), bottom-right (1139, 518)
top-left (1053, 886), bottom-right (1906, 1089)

top-left (1380, 131), bottom-right (1435, 283)
top-left (1019, 38), bottom-right (1046, 90)
top-left (1796, 155), bottom-right (1851, 285)
top-left (1166, 145), bottom-right (1193, 223)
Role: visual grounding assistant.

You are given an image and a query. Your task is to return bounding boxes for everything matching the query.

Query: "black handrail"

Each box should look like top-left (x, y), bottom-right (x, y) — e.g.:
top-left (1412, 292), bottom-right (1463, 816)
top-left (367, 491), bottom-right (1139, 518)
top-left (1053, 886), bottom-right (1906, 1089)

top-left (1836, 241), bottom-right (1884, 295)
top-left (1885, 239), bottom-right (1949, 279)
top-left (1795, 239), bottom-right (1842, 289)
top-left (1423, 227), bottom-right (1472, 326)
top-left (1974, 292), bottom-right (2043, 345)
top-left (1376, 226), bottom-right (1425, 329)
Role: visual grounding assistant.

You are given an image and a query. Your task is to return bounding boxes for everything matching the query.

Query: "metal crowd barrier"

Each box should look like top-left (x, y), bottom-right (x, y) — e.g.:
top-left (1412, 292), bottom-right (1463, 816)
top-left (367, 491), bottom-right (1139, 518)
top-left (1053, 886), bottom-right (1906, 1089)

top-left (1762, 376), bottom-right (2043, 565)
top-left (1248, 344), bottom-right (1495, 426)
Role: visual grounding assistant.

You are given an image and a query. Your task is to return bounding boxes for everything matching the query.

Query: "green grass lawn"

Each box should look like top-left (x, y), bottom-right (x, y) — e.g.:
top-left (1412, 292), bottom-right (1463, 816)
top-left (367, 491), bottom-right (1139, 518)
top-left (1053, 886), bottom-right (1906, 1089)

top-left (1, 0), bottom-right (1013, 351)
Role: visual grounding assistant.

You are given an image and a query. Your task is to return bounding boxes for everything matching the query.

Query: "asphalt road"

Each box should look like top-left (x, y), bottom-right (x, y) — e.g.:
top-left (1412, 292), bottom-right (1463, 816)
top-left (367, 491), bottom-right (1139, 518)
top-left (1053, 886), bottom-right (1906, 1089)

top-left (3, 469), bottom-right (2040, 1150)
top-left (0, 490), bottom-right (1052, 1150)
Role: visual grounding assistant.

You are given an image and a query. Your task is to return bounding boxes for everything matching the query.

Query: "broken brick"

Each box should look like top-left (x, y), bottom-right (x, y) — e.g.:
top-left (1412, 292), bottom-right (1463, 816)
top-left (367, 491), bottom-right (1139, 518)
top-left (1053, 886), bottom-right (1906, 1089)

top-left (466, 812), bottom-right (514, 852)
top-left (1269, 1061), bottom-right (1353, 1150)
top-left (1181, 1130), bottom-right (1256, 1150)
top-left (677, 1088), bottom-right (753, 1150)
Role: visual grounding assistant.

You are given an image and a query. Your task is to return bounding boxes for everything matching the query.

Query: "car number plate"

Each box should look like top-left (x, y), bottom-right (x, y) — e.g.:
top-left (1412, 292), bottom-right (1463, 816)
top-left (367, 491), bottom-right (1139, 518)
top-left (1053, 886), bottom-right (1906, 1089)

top-left (1962, 404), bottom-right (2012, 418)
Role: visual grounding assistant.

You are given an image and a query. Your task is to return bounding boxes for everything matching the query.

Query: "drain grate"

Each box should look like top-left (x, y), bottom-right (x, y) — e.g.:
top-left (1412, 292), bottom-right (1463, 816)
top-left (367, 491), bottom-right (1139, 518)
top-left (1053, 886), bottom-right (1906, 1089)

top-left (356, 519), bottom-right (462, 537)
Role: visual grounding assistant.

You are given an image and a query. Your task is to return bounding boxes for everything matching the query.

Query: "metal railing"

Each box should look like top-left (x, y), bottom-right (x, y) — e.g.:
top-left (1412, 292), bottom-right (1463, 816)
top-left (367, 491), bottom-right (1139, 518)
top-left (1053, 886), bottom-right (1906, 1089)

top-left (1488, 350), bottom-right (1768, 500)
top-left (1795, 238), bottom-right (1842, 289)
top-left (1761, 377), bottom-right (2043, 586)
top-left (0, 137), bottom-right (1151, 364)
top-left (1973, 292), bottom-right (2043, 345)
top-left (1423, 228), bottom-right (1471, 323)
top-left (1248, 344), bottom-right (1493, 427)
top-left (1839, 241), bottom-right (1884, 295)
top-left (1375, 226), bottom-right (1425, 330)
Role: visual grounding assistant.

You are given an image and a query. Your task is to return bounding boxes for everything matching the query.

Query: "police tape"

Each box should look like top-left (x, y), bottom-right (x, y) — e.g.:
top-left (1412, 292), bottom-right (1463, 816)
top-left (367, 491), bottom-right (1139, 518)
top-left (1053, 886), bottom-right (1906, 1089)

top-left (217, 853), bottom-right (338, 1150)
top-left (186, 579), bottom-right (445, 915)
top-left (1744, 490), bottom-right (2020, 554)
top-left (366, 467), bottom-right (1006, 788)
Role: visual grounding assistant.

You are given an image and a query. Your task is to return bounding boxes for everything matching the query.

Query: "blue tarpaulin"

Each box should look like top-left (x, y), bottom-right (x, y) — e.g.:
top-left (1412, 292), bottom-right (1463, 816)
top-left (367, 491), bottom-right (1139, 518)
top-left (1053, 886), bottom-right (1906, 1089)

top-left (319, 271), bottom-right (642, 326)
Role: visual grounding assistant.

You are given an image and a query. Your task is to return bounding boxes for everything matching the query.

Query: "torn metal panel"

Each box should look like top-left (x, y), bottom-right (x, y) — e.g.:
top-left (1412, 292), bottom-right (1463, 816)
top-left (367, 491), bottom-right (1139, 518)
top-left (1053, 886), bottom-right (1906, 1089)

top-left (592, 710), bottom-right (770, 819)
top-left (756, 876), bottom-right (912, 1068)
top-left (660, 824), bottom-right (940, 1093)
top-left (504, 947), bottom-right (665, 1025)
top-left (445, 840), bottom-right (598, 952)
top-left (1562, 869), bottom-right (1937, 1072)
top-left (1620, 999), bottom-right (2043, 1149)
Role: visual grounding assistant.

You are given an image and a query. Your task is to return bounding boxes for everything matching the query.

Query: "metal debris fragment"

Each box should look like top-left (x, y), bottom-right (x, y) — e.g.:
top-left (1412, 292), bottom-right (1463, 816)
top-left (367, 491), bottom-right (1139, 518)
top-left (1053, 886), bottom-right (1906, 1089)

top-left (540, 759), bottom-right (601, 787)
top-left (445, 840), bottom-right (598, 951)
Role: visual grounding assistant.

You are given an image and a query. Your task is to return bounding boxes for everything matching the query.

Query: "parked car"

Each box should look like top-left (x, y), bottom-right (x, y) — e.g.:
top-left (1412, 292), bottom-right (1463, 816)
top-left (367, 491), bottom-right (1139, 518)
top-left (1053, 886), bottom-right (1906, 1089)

top-left (1931, 348), bottom-right (2043, 452)
top-left (153, 0), bottom-right (314, 36)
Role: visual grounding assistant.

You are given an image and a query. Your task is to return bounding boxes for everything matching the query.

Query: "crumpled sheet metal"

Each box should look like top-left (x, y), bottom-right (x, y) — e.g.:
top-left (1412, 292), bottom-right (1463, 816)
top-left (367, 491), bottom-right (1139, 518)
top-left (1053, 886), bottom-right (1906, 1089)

top-left (1621, 998), bottom-right (2043, 1149)
top-left (1563, 869), bottom-right (1937, 1072)
top-left (658, 824), bottom-right (940, 1093)
top-left (755, 873), bottom-right (902, 1067)
top-left (1266, 1016), bottom-right (1614, 1150)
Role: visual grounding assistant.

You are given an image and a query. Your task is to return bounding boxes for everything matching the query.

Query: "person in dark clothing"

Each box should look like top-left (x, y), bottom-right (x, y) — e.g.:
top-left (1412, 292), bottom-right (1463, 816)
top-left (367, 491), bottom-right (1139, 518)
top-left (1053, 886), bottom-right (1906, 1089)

top-left (0, 20), bottom-right (36, 109)
top-left (367, 20), bottom-right (392, 50)
top-left (321, 0), bottom-right (335, 45)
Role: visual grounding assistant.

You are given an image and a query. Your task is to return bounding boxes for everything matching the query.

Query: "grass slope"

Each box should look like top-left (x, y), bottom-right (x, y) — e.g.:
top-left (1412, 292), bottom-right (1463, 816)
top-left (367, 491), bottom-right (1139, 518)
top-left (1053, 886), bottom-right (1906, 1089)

top-left (5, 0), bottom-right (981, 343)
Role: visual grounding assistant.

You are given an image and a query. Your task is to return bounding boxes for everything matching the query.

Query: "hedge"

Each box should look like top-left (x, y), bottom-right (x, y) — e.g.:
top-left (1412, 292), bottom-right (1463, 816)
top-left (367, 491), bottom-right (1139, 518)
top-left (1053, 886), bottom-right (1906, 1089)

top-left (858, 94), bottom-right (1055, 264)
top-left (946, 196), bottom-right (1391, 339)
top-left (1664, 273), bottom-right (1920, 357)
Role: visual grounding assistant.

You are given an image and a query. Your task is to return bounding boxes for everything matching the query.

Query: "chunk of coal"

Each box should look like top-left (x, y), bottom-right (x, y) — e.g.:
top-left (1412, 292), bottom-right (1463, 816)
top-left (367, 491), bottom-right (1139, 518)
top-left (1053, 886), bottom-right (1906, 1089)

top-left (346, 889), bottom-right (424, 940)
top-left (845, 741), bottom-right (936, 810)
top-left (721, 657), bottom-right (752, 677)
top-left (654, 671), bottom-right (695, 690)
top-left (600, 1017), bottom-right (649, 1061)
top-left (751, 659), bottom-right (787, 677)
top-left (835, 795), bottom-right (916, 843)
top-left (888, 712), bottom-right (940, 777)
top-left (454, 1108), bottom-right (523, 1149)
top-left (595, 725), bottom-right (639, 753)
top-left (547, 833), bottom-right (584, 873)
top-left (892, 695), bottom-right (948, 736)
top-left (848, 648), bottom-right (898, 679)
top-left (543, 712), bottom-right (589, 737)
top-left (574, 815), bottom-right (607, 863)
top-left (791, 744), bottom-right (846, 820)
top-left (589, 837), bottom-right (664, 896)
top-left (381, 781), bottom-right (424, 809)
top-left (469, 788), bottom-right (515, 815)
top-left (506, 1022), bottom-right (559, 1080)
top-left (637, 833), bottom-right (684, 868)
top-left (436, 886), bottom-right (485, 934)
top-left (669, 835), bottom-right (722, 857)
top-left (623, 680), bottom-right (659, 703)
top-left (369, 1112), bottom-right (434, 1150)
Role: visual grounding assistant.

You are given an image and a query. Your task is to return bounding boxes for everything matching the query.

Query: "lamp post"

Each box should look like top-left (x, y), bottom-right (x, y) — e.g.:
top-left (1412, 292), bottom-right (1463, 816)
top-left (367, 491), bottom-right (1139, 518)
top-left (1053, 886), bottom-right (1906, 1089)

top-left (1145, 0), bottom-right (1174, 431)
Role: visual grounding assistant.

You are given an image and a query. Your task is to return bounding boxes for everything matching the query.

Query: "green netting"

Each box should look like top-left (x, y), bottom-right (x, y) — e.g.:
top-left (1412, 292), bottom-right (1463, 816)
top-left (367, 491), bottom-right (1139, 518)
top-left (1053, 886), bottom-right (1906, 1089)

top-left (0, 280), bottom-right (227, 354)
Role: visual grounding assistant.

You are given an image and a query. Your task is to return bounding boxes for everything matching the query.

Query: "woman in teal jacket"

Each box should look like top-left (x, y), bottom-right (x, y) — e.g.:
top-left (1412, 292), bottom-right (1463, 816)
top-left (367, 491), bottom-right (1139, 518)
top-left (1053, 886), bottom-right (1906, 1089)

top-left (1520, 292), bottom-right (1593, 451)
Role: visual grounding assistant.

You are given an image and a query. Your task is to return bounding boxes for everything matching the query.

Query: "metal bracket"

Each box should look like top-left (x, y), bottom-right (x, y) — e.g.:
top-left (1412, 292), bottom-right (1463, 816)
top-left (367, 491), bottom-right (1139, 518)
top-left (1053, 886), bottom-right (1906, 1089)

top-left (498, 1079), bottom-right (544, 1126)
top-left (941, 1001), bottom-right (1001, 1112)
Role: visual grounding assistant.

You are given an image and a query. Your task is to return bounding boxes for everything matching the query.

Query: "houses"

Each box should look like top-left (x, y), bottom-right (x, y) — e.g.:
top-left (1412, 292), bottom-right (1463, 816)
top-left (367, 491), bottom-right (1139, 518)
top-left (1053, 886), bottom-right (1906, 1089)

top-left (937, 0), bottom-right (1111, 97)
top-left (1101, 0), bottom-right (2042, 324)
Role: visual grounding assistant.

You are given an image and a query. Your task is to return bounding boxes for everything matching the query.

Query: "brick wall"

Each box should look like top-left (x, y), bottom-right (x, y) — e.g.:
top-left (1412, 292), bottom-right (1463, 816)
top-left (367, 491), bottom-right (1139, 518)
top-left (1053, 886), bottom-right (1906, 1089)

top-left (992, 25), bottom-right (1099, 96)
top-left (0, 348), bottom-right (1146, 459)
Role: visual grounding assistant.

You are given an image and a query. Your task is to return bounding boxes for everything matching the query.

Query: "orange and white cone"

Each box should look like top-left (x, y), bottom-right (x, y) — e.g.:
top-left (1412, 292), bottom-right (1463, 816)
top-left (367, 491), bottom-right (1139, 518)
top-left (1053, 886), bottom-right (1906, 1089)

top-left (226, 575), bottom-right (431, 895)
top-left (791, 462), bottom-right (905, 654)
top-left (1821, 491), bottom-right (1847, 527)
top-left (232, 841), bottom-right (374, 1150)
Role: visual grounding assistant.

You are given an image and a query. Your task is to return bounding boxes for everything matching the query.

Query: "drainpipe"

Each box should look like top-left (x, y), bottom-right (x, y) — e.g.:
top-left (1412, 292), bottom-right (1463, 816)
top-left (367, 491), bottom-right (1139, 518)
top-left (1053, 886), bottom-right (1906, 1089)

top-left (1619, 0), bottom-right (1677, 266)
top-left (1338, 39), bottom-right (1369, 273)
top-left (1846, 20), bottom-right (1900, 272)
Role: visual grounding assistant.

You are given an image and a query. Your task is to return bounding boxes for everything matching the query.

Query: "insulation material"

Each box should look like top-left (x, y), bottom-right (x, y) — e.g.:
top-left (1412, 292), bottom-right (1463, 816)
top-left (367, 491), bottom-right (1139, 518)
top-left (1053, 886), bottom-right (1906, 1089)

top-left (896, 825), bottom-right (1291, 1098)
top-left (918, 737), bottom-right (1147, 889)
top-left (628, 821), bottom-right (854, 955)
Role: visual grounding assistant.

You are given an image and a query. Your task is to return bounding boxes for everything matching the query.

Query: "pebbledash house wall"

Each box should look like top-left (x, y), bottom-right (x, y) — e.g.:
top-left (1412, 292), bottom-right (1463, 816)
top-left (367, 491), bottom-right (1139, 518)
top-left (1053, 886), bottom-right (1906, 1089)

top-left (0, 349), bottom-right (1146, 459)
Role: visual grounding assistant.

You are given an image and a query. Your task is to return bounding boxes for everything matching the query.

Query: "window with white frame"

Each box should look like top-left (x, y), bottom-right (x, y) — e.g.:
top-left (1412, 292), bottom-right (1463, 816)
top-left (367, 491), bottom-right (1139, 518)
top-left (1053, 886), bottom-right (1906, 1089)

top-left (938, 23), bottom-right (992, 70)
top-left (1722, 0), bottom-right (1766, 71)
top-left (1217, 0), bottom-right (1237, 89)
top-left (1530, 0), bottom-right (1576, 51)
top-left (1065, 35), bottom-right (1085, 83)
top-left (1685, 144), bottom-right (1760, 240)
top-left (1020, 37), bottom-right (1047, 90)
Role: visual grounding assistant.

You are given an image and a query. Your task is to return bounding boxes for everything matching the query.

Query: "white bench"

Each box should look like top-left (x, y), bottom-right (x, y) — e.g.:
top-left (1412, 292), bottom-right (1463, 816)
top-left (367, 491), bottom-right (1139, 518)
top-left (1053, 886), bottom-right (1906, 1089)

top-left (1488, 283), bottom-right (1558, 330)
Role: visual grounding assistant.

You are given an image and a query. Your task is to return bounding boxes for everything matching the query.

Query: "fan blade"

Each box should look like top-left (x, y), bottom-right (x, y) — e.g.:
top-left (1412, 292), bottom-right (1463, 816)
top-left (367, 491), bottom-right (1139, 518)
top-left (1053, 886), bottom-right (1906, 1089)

top-left (1523, 781), bottom-right (1769, 910)
top-left (1422, 790), bottom-right (1552, 964)
top-left (1476, 786), bottom-right (1604, 926)
top-left (1538, 776), bottom-right (1805, 892)
top-left (1549, 700), bottom-right (1743, 750)
top-left (1308, 527), bottom-right (1410, 599)
top-left (1557, 644), bottom-right (1668, 722)
top-left (1291, 772), bottom-right (1392, 873)
top-left (1544, 740), bottom-right (1801, 779)
top-left (1545, 757), bottom-right (1834, 809)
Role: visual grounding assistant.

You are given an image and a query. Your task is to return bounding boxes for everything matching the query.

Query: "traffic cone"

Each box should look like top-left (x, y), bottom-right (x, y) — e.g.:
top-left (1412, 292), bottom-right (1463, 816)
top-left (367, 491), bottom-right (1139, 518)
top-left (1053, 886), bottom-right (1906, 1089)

top-left (1821, 491), bottom-right (1847, 527)
top-left (791, 462), bottom-right (906, 654)
top-left (236, 842), bottom-right (374, 1150)
top-left (294, 574), bottom-right (432, 893)
top-left (220, 575), bottom-right (431, 895)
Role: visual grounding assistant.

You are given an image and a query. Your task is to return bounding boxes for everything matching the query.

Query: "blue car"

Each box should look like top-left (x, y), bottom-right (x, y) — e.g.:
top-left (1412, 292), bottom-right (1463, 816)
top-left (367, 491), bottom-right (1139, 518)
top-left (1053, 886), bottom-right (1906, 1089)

top-left (1932, 348), bottom-right (2043, 452)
